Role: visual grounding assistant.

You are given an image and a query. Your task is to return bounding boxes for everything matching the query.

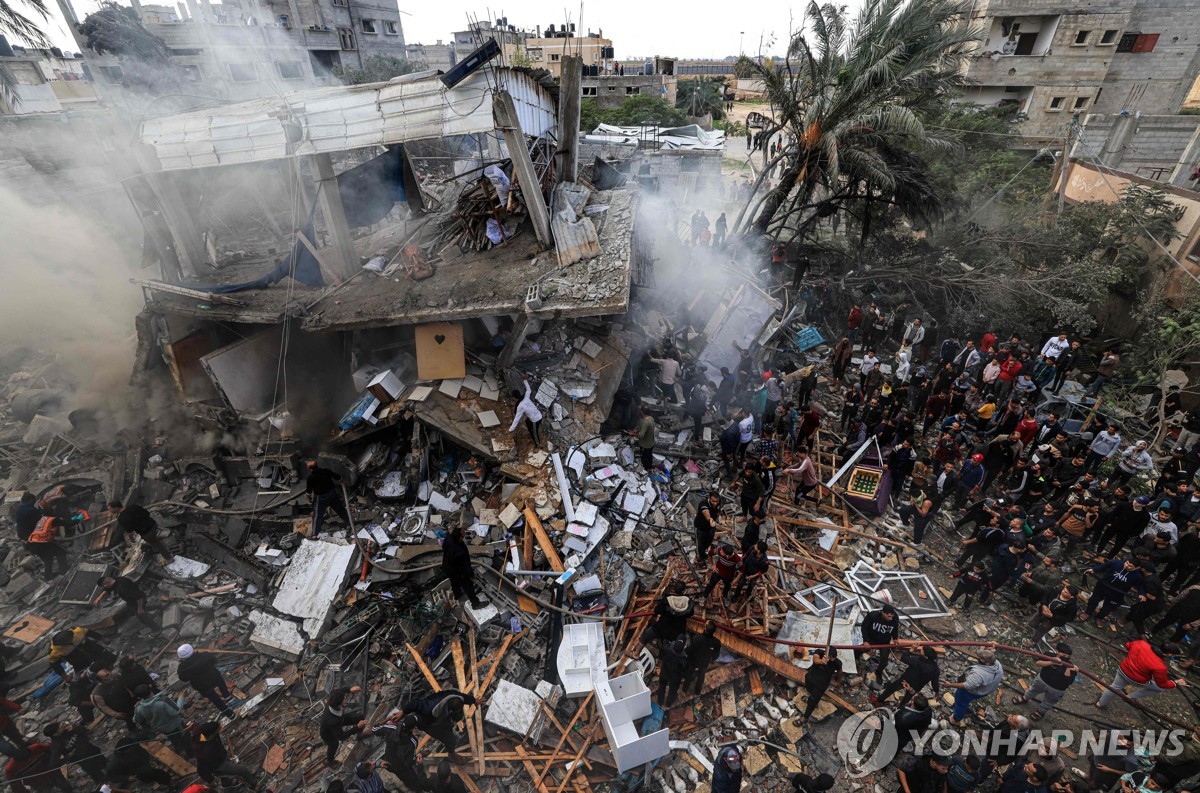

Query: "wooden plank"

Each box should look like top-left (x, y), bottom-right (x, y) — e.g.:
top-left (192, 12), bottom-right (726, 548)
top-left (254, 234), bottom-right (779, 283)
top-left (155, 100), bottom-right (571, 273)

top-left (145, 741), bottom-right (195, 776)
top-left (555, 722), bottom-right (600, 793)
top-left (455, 767), bottom-right (485, 793)
top-left (748, 669), bottom-right (764, 696)
top-left (406, 643), bottom-right (442, 692)
top-left (517, 593), bottom-right (541, 614)
top-left (691, 623), bottom-right (858, 714)
top-left (476, 631), bottom-right (520, 700)
top-left (468, 631), bottom-right (485, 777)
top-left (451, 639), bottom-right (481, 771)
top-left (524, 505), bottom-right (564, 572)
top-left (720, 686), bottom-right (737, 718)
top-left (534, 693), bottom-right (595, 789)
top-left (515, 745), bottom-right (552, 793)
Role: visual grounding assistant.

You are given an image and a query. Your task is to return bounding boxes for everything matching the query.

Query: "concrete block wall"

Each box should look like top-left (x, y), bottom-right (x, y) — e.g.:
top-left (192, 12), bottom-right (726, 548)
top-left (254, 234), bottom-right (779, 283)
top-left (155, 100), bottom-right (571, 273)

top-left (1092, 0), bottom-right (1200, 115)
top-left (1075, 112), bottom-right (1200, 185)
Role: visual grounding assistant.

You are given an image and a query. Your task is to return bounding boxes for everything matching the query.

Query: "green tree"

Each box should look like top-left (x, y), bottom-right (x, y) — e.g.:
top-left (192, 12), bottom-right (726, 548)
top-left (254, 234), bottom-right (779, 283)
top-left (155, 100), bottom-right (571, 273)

top-left (79, 2), bottom-right (171, 60)
top-left (676, 77), bottom-right (725, 120)
top-left (0, 0), bottom-right (49, 105)
top-left (334, 55), bottom-right (425, 85)
top-left (581, 95), bottom-right (686, 131)
top-left (734, 0), bottom-right (980, 238)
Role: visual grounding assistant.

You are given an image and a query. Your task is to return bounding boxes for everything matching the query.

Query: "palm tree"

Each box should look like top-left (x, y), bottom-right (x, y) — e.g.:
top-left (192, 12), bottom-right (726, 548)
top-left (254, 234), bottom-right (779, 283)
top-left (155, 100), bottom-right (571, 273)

top-left (676, 78), bottom-right (725, 120)
top-left (1, 0), bottom-right (51, 105)
top-left (734, 0), bottom-right (981, 238)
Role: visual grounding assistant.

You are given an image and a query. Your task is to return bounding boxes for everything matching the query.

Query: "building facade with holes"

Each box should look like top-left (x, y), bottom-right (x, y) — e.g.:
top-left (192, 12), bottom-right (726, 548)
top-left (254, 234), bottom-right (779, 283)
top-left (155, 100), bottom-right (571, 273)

top-left (81, 0), bottom-right (408, 104)
top-left (958, 0), bottom-right (1200, 145)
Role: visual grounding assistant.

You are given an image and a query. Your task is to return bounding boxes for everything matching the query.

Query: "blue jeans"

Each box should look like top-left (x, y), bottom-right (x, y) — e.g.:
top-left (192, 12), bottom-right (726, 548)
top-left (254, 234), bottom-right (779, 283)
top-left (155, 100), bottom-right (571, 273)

top-left (952, 688), bottom-right (984, 721)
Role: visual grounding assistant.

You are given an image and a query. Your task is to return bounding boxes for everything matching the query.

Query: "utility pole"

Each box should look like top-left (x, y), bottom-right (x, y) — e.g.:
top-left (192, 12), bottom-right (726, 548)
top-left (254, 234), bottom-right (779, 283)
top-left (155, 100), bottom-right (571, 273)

top-left (1057, 114), bottom-right (1080, 215)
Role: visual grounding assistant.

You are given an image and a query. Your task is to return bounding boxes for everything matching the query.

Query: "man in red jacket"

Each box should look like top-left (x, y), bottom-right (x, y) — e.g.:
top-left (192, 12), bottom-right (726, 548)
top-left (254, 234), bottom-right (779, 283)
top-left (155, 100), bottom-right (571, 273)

top-left (1096, 639), bottom-right (1187, 708)
top-left (4, 743), bottom-right (70, 792)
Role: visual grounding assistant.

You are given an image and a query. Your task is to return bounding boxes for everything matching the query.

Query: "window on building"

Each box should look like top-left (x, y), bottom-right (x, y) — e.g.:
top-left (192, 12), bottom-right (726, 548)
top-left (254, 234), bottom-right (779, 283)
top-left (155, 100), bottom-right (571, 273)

top-left (1073, 96), bottom-right (1090, 110)
top-left (277, 61), bottom-right (303, 79)
top-left (331, 0), bottom-right (346, 6)
top-left (180, 64), bottom-right (201, 81)
top-left (527, 47), bottom-right (542, 60)
top-left (1100, 29), bottom-right (1119, 45)
top-left (384, 20), bottom-right (398, 35)
top-left (361, 19), bottom-right (377, 34)
top-left (626, 86), bottom-right (640, 95)
top-left (171, 48), bottom-right (202, 56)
top-left (310, 50), bottom-right (340, 75)
top-left (1048, 96), bottom-right (1066, 110)
top-left (582, 86), bottom-right (597, 96)
top-left (1132, 33), bottom-right (1160, 52)
top-left (98, 65), bottom-right (124, 81)
top-left (550, 53), bottom-right (560, 62)
top-left (1073, 29), bottom-right (1091, 45)
top-left (228, 63), bottom-right (257, 81)
top-left (338, 27), bottom-right (356, 50)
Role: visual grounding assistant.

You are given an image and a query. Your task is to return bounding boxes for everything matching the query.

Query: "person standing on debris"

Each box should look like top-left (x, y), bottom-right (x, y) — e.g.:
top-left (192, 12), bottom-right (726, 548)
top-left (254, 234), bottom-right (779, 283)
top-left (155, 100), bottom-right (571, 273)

top-left (1086, 348), bottom-right (1121, 397)
top-left (645, 582), bottom-right (693, 650)
top-left (703, 543), bottom-right (744, 603)
top-left (793, 772), bottom-right (836, 793)
top-left (303, 462), bottom-right (350, 535)
top-left (188, 721), bottom-right (260, 788)
top-left (739, 507), bottom-right (767, 556)
top-left (1026, 584), bottom-right (1080, 647)
top-left (797, 648), bottom-right (843, 722)
top-left (442, 522), bottom-right (485, 610)
top-left (91, 575), bottom-right (160, 632)
top-left (945, 645), bottom-right (1004, 726)
top-left (649, 349), bottom-right (682, 403)
top-left (947, 560), bottom-right (989, 609)
top-left (629, 406), bottom-right (658, 471)
top-left (508, 377), bottom-right (544, 448)
top-left (732, 541), bottom-right (769, 602)
top-left (782, 449), bottom-right (822, 505)
top-left (871, 646), bottom-right (940, 709)
top-left (352, 761), bottom-right (388, 793)
top-left (42, 721), bottom-right (106, 784)
top-left (714, 212), bottom-right (728, 247)
top-left (682, 621), bottom-right (722, 695)
top-left (695, 491), bottom-right (723, 562)
top-left (133, 684), bottom-right (192, 758)
top-left (733, 461), bottom-right (764, 518)
top-left (90, 666), bottom-right (136, 728)
top-left (372, 711), bottom-right (428, 791)
top-left (686, 379), bottom-right (711, 444)
top-left (321, 687), bottom-right (368, 766)
top-left (858, 604), bottom-right (900, 681)
top-left (106, 500), bottom-right (173, 562)
top-left (107, 733), bottom-right (174, 787)
top-left (712, 746), bottom-right (744, 793)
top-left (13, 493), bottom-right (41, 542)
top-left (47, 628), bottom-right (114, 680)
top-left (656, 638), bottom-right (689, 707)
top-left (176, 644), bottom-right (235, 717)
top-left (401, 689), bottom-right (477, 765)
top-left (1014, 643), bottom-right (1077, 720)
top-left (434, 760), bottom-right (470, 792)
top-left (1096, 637), bottom-right (1186, 708)
top-left (25, 515), bottom-right (69, 580)
top-left (893, 695), bottom-right (935, 753)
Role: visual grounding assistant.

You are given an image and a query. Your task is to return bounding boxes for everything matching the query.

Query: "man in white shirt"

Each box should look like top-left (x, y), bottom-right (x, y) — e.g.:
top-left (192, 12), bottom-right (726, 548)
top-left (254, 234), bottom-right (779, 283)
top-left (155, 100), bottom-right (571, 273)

top-left (736, 412), bottom-right (756, 463)
top-left (859, 351), bottom-right (879, 383)
top-left (1037, 334), bottom-right (1071, 383)
top-left (1112, 440), bottom-right (1155, 488)
top-left (903, 318), bottom-right (926, 348)
top-left (649, 353), bottom-right (682, 403)
top-left (508, 378), bottom-right (544, 448)
top-left (1145, 507), bottom-right (1179, 544)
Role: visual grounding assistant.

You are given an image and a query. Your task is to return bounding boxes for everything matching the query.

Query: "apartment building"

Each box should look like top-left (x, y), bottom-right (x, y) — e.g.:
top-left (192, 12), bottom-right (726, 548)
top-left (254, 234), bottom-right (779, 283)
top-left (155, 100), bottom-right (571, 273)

top-left (960, 0), bottom-right (1200, 145)
top-left (524, 26), bottom-right (613, 79)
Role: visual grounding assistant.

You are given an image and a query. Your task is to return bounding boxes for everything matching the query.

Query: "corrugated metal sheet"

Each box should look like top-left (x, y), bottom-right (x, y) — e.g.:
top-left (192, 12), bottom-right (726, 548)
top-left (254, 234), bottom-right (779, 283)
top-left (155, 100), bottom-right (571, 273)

top-left (140, 68), bottom-right (558, 171)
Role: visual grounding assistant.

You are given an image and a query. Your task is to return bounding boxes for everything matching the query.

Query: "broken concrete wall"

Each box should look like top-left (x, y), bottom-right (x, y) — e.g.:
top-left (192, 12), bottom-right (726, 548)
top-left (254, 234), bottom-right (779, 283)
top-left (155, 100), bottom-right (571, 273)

top-left (201, 326), bottom-right (285, 416)
top-left (270, 538), bottom-right (358, 639)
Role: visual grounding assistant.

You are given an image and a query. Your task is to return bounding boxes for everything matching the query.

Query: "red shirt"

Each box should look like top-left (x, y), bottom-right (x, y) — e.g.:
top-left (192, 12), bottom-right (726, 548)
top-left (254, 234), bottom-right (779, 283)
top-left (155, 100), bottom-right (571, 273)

top-left (847, 307), bottom-right (863, 330)
top-left (1015, 417), bottom-right (1038, 445)
top-left (981, 333), bottom-right (996, 353)
top-left (5, 744), bottom-right (55, 792)
top-left (998, 358), bottom-right (1022, 382)
top-left (1119, 639), bottom-right (1175, 688)
top-left (710, 549), bottom-right (744, 580)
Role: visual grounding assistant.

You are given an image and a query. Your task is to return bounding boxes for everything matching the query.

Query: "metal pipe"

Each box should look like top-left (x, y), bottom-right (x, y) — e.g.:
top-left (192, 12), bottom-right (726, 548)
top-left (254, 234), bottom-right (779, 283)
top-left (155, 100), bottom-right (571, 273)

top-left (551, 452), bottom-right (576, 523)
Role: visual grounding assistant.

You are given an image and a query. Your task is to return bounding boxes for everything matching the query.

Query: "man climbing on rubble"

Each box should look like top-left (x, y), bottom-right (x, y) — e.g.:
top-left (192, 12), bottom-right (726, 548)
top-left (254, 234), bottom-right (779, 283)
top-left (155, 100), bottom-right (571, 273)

top-left (303, 462), bottom-right (350, 536)
top-left (945, 645), bottom-right (1004, 726)
top-left (400, 689), bottom-right (477, 765)
top-left (107, 732), bottom-right (174, 788)
top-left (372, 711), bottom-right (429, 791)
top-left (133, 684), bottom-right (192, 758)
top-left (857, 604), bottom-right (900, 682)
top-left (442, 521), bottom-right (486, 610)
top-left (42, 721), bottom-right (105, 784)
top-left (1095, 637), bottom-right (1186, 709)
top-left (106, 499), bottom-right (173, 562)
top-left (703, 542), bottom-right (744, 603)
top-left (3, 741), bottom-right (71, 793)
top-left (47, 627), bottom-right (114, 680)
top-left (13, 493), bottom-right (40, 542)
top-left (434, 760), bottom-right (470, 792)
top-left (656, 638), bottom-right (689, 707)
top-left (694, 491), bottom-right (723, 562)
top-left (321, 686), bottom-right (368, 766)
top-left (712, 746), bottom-right (744, 793)
top-left (871, 645), bottom-right (940, 709)
top-left (508, 376), bottom-right (544, 448)
top-left (188, 720), bottom-right (260, 788)
top-left (176, 644), bottom-right (235, 717)
top-left (25, 515), bottom-right (69, 580)
top-left (630, 406), bottom-right (658, 471)
top-left (731, 541), bottom-right (769, 603)
top-left (797, 647), bottom-right (843, 722)
top-left (643, 581), bottom-right (693, 650)
top-left (682, 621), bottom-right (722, 695)
top-left (90, 575), bottom-right (160, 632)
top-left (90, 666), bottom-right (136, 728)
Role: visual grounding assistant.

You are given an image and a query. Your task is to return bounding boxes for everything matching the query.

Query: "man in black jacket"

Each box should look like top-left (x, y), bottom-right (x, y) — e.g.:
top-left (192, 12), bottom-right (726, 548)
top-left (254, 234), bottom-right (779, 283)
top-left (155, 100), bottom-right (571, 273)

top-left (176, 644), bottom-right (233, 717)
top-left (43, 721), bottom-right (106, 783)
top-left (106, 500), bottom-right (172, 561)
top-left (321, 687), bottom-right (367, 766)
top-left (694, 491), bottom-right (723, 561)
top-left (372, 711), bottom-right (429, 791)
top-left (401, 689), bottom-right (477, 764)
top-left (1049, 341), bottom-right (1080, 394)
top-left (107, 733), bottom-right (173, 786)
top-left (893, 694), bottom-right (934, 750)
top-left (442, 523), bottom-right (485, 609)
top-left (930, 462), bottom-right (959, 513)
top-left (871, 646), bottom-right (940, 708)
top-left (92, 575), bottom-right (159, 631)
top-left (189, 721), bottom-right (259, 786)
top-left (858, 605), bottom-right (900, 680)
top-left (656, 639), bottom-right (689, 708)
top-left (1026, 584), bottom-right (1080, 647)
top-left (731, 542), bottom-right (769, 602)
top-left (643, 582), bottom-right (693, 649)
top-left (682, 621), bottom-right (722, 694)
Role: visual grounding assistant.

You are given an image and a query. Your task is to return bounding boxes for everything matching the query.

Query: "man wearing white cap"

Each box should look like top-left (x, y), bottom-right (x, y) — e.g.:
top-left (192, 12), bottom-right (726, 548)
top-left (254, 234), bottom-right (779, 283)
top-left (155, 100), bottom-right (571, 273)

top-left (176, 644), bottom-right (234, 717)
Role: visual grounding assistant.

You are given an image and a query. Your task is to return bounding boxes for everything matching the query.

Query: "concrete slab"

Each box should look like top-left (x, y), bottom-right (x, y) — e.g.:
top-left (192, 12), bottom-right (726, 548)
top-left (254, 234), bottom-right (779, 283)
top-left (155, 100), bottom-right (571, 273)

top-left (270, 539), bottom-right (357, 639)
top-left (248, 610), bottom-right (307, 661)
top-left (484, 679), bottom-right (562, 742)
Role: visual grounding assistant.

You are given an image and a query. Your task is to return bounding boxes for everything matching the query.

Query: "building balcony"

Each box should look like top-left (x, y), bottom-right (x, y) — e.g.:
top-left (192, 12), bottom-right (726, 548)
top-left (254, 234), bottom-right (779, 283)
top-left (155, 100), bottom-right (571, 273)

top-left (965, 52), bottom-right (1107, 85)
